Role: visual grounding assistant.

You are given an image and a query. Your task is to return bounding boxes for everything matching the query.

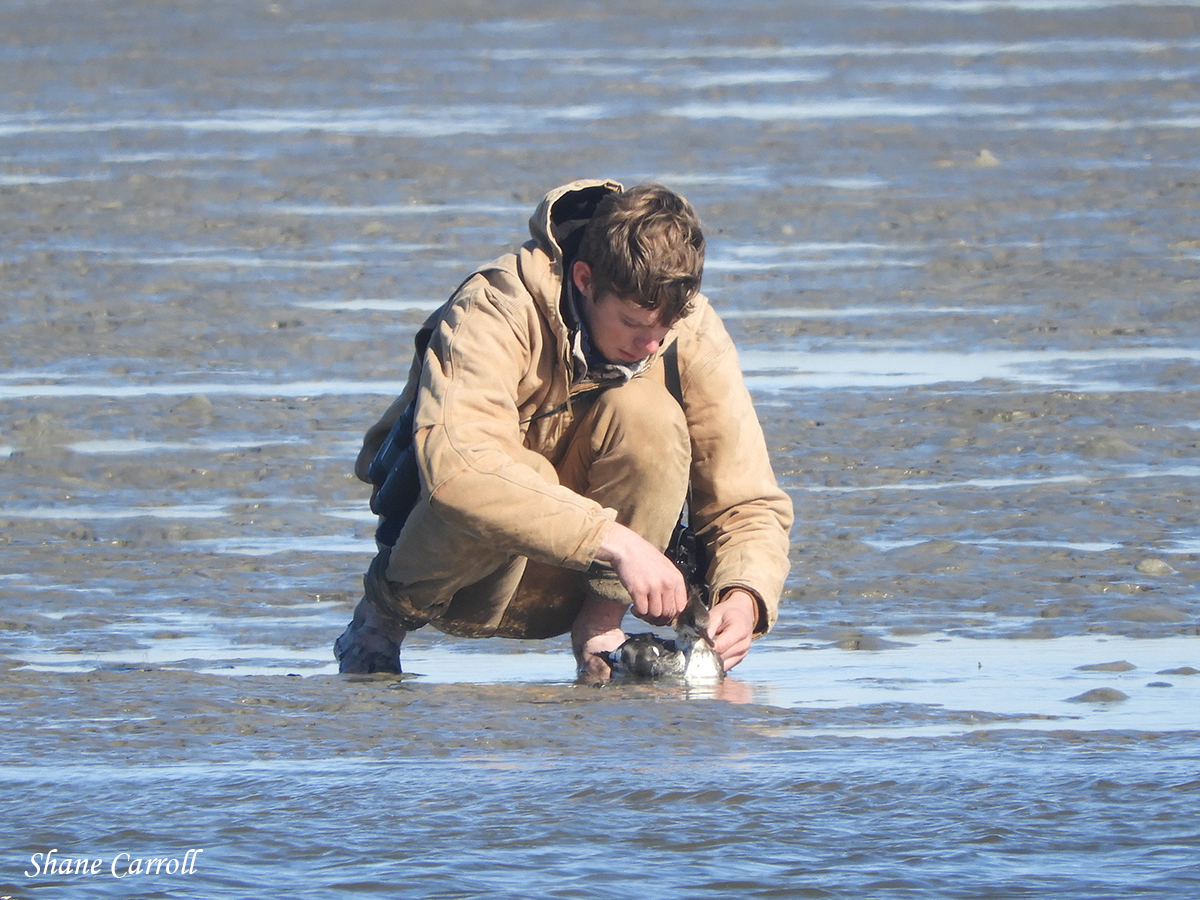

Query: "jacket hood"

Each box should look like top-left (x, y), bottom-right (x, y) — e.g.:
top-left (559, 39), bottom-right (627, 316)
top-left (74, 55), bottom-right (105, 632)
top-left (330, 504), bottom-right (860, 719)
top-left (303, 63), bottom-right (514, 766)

top-left (518, 179), bottom-right (624, 367)
top-left (527, 178), bottom-right (624, 277)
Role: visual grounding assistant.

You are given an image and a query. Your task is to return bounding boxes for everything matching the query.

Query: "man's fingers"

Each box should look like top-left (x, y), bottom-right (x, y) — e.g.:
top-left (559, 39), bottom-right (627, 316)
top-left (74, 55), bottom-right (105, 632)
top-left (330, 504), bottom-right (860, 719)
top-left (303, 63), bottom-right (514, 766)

top-left (713, 631), bottom-right (751, 670)
top-left (705, 595), bottom-right (756, 671)
top-left (640, 588), bottom-right (662, 623)
top-left (638, 589), bottom-right (672, 625)
top-left (632, 571), bottom-right (687, 624)
top-left (596, 522), bottom-right (688, 624)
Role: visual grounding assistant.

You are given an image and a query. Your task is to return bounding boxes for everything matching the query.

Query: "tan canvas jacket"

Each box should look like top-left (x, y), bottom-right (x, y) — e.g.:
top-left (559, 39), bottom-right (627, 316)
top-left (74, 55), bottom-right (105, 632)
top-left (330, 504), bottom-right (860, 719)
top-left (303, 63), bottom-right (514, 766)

top-left (355, 179), bottom-right (793, 630)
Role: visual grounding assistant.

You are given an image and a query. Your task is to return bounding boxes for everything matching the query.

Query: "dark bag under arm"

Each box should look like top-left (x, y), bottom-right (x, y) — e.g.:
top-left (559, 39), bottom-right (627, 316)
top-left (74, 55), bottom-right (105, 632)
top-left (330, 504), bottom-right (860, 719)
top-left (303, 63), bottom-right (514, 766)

top-left (365, 322), bottom-right (442, 547)
top-left (367, 400), bottom-right (420, 547)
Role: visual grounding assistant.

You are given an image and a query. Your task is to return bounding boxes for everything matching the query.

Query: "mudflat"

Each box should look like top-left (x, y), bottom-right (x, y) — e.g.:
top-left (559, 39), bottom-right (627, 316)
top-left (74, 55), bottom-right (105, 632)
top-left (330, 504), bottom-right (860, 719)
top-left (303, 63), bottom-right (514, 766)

top-left (2, 1), bottom-right (1198, 897)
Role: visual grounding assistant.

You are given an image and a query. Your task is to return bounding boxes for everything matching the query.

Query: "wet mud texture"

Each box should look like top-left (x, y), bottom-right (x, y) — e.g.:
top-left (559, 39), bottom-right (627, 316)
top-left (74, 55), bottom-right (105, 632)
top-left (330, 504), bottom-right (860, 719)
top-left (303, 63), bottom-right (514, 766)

top-left (2, 0), bottom-right (1200, 897)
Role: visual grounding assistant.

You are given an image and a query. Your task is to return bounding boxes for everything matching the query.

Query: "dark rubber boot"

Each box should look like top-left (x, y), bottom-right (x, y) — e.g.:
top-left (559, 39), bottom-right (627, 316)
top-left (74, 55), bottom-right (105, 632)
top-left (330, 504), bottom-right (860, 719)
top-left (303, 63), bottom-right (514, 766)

top-left (333, 617), bottom-right (402, 675)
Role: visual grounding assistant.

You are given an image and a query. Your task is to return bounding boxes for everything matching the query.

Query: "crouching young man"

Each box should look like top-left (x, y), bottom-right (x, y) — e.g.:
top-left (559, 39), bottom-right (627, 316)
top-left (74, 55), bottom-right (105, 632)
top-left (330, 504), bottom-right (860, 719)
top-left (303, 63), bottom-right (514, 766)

top-left (334, 179), bottom-right (792, 679)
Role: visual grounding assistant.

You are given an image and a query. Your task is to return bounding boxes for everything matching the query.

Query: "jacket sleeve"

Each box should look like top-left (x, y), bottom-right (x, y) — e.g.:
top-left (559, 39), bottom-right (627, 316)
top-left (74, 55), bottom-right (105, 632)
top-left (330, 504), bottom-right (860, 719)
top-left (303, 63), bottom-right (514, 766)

top-left (411, 277), bottom-right (616, 570)
top-left (679, 305), bottom-right (794, 632)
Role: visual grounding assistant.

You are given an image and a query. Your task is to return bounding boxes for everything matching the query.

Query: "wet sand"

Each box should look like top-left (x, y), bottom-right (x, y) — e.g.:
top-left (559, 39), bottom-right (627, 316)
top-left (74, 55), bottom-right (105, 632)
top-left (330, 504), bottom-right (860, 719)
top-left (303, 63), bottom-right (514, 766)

top-left (2, 0), bottom-right (1200, 896)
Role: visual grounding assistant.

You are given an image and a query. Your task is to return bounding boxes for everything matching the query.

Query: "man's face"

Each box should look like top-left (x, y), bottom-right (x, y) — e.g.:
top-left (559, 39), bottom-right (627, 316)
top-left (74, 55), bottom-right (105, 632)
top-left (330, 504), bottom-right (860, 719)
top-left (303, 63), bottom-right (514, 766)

top-left (573, 261), bottom-right (671, 364)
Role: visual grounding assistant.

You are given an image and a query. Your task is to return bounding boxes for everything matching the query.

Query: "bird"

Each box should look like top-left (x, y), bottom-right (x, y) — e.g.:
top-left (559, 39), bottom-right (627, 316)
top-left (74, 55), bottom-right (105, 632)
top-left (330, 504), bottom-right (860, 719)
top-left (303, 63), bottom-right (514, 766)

top-left (603, 584), bottom-right (724, 681)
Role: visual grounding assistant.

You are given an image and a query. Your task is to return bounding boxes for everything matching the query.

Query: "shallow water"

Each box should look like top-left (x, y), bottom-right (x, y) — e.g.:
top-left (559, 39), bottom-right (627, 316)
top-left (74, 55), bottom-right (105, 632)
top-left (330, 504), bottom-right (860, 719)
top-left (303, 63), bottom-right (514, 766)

top-left (2, 0), bottom-right (1199, 897)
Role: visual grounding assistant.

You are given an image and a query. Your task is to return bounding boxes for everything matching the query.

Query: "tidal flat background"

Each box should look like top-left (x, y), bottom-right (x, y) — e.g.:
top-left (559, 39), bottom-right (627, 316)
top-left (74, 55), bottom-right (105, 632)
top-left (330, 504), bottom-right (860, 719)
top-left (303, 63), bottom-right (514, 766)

top-left (2, 0), bottom-right (1199, 897)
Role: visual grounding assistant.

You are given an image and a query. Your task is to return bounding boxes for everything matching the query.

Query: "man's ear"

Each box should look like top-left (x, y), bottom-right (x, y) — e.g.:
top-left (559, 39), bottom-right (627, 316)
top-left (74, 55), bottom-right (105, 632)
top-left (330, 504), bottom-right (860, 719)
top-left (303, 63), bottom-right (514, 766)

top-left (572, 260), bottom-right (593, 300)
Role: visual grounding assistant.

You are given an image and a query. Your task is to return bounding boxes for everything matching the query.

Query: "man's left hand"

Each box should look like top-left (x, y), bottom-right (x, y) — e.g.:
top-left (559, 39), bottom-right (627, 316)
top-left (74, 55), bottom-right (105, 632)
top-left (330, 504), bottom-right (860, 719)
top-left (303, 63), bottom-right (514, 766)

top-left (704, 590), bottom-right (757, 671)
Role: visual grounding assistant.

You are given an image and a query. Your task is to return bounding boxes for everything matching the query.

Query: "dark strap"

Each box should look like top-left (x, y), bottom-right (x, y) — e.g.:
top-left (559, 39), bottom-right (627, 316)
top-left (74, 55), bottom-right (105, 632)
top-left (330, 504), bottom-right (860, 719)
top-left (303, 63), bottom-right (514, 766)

top-left (663, 340), bottom-right (683, 406)
top-left (662, 342), bottom-right (708, 589)
top-left (664, 340), bottom-right (697, 528)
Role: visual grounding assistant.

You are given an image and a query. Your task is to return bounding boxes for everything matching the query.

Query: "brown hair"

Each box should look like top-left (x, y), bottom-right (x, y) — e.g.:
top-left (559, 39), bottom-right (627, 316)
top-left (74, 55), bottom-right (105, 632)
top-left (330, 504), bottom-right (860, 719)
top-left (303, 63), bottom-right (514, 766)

top-left (576, 183), bottom-right (705, 324)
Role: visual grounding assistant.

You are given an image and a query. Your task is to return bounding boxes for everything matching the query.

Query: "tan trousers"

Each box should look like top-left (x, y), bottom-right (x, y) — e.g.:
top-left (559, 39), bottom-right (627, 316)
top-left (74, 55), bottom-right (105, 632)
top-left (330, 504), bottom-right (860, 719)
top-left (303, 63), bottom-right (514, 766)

top-left (364, 377), bottom-right (690, 639)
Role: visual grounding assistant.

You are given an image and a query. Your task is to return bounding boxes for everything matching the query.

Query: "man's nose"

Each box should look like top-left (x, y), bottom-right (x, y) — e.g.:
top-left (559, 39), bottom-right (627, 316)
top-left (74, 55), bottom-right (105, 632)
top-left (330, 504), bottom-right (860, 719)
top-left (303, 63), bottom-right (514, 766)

top-left (638, 334), bottom-right (661, 353)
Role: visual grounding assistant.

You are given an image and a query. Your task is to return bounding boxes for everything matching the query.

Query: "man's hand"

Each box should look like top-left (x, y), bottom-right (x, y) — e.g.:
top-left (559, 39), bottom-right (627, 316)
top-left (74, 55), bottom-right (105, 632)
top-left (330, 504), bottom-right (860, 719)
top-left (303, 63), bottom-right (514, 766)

top-left (594, 521), bottom-right (687, 625)
top-left (705, 590), bottom-right (757, 671)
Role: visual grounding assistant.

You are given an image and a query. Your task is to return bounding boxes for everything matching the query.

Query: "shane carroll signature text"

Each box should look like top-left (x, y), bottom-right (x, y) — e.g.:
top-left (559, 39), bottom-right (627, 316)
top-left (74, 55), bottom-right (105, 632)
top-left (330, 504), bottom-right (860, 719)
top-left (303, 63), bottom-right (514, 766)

top-left (25, 848), bottom-right (203, 878)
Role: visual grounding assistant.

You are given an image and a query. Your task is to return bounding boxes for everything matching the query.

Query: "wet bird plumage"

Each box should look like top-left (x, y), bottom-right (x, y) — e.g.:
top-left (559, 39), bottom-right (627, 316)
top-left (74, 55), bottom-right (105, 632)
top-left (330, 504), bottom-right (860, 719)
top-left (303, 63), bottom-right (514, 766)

top-left (604, 586), bottom-right (724, 681)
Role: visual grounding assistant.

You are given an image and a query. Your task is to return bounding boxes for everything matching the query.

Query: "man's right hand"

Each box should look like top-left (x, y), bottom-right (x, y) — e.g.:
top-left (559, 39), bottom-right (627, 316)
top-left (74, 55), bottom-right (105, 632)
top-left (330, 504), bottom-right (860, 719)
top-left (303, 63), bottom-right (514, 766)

top-left (594, 521), bottom-right (687, 625)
